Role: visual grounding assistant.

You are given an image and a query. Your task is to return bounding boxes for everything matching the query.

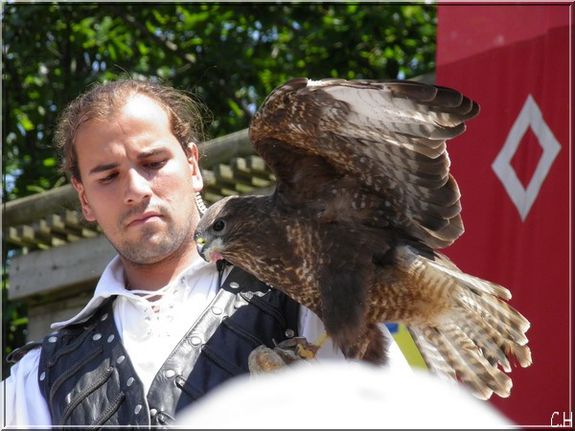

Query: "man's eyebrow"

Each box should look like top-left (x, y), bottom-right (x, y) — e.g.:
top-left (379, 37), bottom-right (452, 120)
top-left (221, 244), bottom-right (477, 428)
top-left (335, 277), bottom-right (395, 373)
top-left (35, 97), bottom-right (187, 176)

top-left (88, 149), bottom-right (170, 175)
top-left (137, 148), bottom-right (169, 159)
top-left (89, 162), bottom-right (119, 176)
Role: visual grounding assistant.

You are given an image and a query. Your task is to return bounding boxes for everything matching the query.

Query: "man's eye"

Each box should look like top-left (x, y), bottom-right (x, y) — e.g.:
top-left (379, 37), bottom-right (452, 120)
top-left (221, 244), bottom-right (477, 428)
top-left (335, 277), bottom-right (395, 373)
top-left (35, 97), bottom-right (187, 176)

top-left (145, 160), bottom-right (167, 170)
top-left (98, 173), bottom-right (118, 184)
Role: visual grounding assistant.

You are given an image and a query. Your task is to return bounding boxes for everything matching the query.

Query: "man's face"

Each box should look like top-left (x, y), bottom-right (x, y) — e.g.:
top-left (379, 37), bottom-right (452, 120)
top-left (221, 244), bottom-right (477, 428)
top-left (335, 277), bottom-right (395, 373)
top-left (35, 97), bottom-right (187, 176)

top-left (71, 94), bottom-right (203, 265)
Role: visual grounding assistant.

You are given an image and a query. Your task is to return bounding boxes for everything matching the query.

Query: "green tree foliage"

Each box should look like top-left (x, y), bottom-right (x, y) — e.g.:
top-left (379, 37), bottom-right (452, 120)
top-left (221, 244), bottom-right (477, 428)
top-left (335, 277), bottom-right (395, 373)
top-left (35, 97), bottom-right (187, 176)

top-left (1, 3), bottom-right (436, 375)
top-left (2, 3), bottom-right (435, 200)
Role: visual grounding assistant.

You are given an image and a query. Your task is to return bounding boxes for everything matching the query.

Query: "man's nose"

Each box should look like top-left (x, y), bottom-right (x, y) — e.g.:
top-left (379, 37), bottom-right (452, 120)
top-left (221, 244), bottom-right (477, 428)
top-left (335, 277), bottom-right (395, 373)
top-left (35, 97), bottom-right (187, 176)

top-left (124, 168), bottom-right (152, 205)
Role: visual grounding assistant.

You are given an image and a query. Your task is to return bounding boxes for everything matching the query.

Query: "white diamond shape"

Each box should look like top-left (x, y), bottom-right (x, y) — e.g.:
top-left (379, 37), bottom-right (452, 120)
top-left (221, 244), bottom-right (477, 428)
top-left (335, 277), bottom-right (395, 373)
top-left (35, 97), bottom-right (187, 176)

top-left (492, 94), bottom-right (561, 221)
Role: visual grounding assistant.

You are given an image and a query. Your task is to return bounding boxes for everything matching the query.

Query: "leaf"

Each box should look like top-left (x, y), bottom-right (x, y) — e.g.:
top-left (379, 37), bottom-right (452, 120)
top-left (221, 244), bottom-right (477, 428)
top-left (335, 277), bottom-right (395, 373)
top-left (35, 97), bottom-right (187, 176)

top-left (227, 99), bottom-right (244, 118)
top-left (15, 111), bottom-right (34, 132)
top-left (43, 158), bottom-right (57, 167)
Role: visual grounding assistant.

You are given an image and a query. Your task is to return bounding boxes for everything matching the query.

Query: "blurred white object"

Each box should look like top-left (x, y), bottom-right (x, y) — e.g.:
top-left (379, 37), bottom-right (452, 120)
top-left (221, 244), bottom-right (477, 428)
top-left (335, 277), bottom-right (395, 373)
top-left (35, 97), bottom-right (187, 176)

top-left (177, 361), bottom-right (513, 429)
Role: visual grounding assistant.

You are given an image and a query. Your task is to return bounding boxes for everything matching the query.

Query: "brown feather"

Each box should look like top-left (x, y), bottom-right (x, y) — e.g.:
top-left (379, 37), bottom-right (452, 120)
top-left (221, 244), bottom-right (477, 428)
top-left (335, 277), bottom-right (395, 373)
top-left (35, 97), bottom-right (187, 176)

top-left (195, 77), bottom-right (531, 400)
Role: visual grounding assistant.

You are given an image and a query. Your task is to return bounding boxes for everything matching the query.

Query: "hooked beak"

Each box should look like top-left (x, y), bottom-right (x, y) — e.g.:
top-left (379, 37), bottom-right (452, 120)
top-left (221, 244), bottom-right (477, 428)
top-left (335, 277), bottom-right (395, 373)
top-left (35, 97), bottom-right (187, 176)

top-left (194, 233), bottom-right (208, 262)
top-left (194, 233), bottom-right (223, 263)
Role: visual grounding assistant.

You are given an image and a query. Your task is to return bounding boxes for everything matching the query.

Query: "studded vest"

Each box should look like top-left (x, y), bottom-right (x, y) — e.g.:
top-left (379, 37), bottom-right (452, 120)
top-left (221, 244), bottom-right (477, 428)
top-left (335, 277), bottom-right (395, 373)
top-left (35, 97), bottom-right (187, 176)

top-left (36, 267), bottom-right (300, 427)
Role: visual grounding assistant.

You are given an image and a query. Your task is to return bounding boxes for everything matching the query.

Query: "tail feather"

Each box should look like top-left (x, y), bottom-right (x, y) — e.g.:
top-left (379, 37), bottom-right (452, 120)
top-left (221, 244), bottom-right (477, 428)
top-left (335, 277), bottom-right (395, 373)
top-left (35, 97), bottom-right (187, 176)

top-left (419, 327), bottom-right (497, 399)
top-left (426, 257), bottom-right (512, 300)
top-left (408, 327), bottom-right (456, 381)
top-left (416, 325), bottom-right (513, 399)
top-left (442, 325), bottom-right (513, 398)
top-left (398, 246), bottom-right (532, 399)
top-left (456, 292), bottom-right (529, 346)
top-left (456, 308), bottom-right (512, 372)
top-left (506, 342), bottom-right (532, 369)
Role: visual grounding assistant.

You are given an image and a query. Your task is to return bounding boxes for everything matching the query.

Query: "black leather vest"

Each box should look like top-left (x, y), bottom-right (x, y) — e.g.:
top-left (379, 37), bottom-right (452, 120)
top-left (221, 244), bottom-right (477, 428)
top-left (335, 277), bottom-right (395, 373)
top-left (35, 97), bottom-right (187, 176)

top-left (37, 267), bottom-right (299, 427)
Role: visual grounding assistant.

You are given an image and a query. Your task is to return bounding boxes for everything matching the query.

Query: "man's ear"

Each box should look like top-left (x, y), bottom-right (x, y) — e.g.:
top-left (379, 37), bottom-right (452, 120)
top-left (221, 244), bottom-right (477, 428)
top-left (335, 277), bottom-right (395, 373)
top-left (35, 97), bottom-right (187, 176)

top-left (186, 142), bottom-right (204, 192)
top-left (71, 177), bottom-right (96, 222)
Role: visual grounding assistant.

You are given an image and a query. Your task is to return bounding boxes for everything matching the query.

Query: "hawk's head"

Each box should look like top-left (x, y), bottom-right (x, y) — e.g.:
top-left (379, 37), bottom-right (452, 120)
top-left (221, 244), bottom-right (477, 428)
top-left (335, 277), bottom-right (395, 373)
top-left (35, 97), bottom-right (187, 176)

top-left (194, 195), bottom-right (270, 265)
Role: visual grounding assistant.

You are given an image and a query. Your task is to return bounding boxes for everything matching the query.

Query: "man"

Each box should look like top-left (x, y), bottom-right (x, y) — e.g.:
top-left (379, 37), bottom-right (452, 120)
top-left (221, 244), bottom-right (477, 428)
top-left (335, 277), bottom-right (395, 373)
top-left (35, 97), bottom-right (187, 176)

top-left (3, 79), bottom-right (409, 426)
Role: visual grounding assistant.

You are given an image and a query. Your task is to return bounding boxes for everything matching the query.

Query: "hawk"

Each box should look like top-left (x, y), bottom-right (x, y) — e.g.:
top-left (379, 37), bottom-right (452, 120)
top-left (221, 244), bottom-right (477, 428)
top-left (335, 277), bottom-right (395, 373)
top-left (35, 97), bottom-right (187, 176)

top-left (194, 78), bottom-right (532, 399)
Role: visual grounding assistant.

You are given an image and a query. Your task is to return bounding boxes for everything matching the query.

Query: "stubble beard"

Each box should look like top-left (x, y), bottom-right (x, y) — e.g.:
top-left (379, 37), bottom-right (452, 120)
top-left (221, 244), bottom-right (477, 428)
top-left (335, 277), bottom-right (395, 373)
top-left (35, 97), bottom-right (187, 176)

top-left (115, 221), bottom-right (193, 265)
top-left (113, 203), bottom-right (199, 266)
top-left (106, 199), bottom-right (200, 267)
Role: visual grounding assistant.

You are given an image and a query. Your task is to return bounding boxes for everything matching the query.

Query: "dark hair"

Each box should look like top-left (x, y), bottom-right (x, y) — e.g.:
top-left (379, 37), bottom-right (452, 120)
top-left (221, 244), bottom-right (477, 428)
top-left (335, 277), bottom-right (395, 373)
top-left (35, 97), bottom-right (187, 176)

top-left (54, 79), bottom-right (208, 180)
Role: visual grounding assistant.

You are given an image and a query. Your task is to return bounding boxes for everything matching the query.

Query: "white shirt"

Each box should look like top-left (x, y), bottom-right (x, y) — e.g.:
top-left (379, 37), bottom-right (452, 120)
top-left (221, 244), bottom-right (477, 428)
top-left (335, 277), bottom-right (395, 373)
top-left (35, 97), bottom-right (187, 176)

top-left (2, 256), bottom-right (410, 427)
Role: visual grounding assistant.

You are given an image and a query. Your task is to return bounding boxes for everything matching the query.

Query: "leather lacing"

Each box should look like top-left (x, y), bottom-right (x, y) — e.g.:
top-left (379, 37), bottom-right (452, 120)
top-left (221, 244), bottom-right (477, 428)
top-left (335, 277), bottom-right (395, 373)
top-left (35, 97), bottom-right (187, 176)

top-left (5, 341), bottom-right (42, 364)
top-left (60, 366), bottom-right (115, 424)
top-left (48, 326), bottom-right (96, 367)
top-left (93, 392), bottom-right (126, 427)
top-left (220, 317), bottom-right (265, 347)
top-left (49, 345), bottom-right (104, 407)
top-left (200, 344), bottom-right (246, 376)
top-left (174, 375), bottom-right (202, 400)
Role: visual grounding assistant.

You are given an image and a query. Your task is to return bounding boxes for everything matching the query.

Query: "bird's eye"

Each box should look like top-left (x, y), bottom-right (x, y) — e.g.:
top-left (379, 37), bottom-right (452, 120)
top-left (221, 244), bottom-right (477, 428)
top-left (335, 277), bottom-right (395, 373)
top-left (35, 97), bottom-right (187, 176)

top-left (213, 219), bottom-right (226, 232)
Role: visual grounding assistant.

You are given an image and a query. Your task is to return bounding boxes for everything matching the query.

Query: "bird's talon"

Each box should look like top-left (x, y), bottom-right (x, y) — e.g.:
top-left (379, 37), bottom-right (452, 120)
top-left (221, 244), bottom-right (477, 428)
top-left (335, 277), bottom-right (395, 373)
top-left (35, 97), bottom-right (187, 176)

top-left (295, 343), bottom-right (318, 360)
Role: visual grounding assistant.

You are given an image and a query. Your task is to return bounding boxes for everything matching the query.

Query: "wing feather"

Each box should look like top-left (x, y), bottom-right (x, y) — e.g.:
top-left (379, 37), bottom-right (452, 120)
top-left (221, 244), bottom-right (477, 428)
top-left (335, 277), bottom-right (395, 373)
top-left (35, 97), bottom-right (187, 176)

top-left (250, 78), bottom-right (479, 249)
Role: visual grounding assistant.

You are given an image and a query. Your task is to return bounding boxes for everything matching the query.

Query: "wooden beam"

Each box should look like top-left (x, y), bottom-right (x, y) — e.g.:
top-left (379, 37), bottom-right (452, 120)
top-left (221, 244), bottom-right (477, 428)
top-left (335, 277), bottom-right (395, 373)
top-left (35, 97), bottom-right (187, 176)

top-left (7, 235), bottom-right (116, 301)
top-left (3, 185), bottom-right (79, 228)
top-left (197, 128), bottom-right (252, 169)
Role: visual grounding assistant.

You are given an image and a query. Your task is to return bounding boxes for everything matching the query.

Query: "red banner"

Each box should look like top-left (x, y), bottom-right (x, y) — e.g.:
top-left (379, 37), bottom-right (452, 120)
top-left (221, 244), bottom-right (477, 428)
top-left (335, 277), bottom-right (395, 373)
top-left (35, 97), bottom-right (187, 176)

top-left (437, 4), bottom-right (571, 426)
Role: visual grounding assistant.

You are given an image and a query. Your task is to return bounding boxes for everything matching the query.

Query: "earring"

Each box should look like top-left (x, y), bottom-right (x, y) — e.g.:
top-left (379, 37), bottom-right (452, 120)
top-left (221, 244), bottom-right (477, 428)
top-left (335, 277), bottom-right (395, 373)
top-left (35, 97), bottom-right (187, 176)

top-left (195, 192), bottom-right (208, 215)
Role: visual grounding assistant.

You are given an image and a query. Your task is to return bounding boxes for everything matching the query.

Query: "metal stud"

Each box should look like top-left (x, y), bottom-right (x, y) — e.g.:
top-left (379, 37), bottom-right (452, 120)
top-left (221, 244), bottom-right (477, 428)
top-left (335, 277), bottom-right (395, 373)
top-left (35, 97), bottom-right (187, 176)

top-left (165, 369), bottom-right (176, 378)
top-left (134, 404), bottom-right (142, 414)
top-left (285, 329), bottom-right (295, 338)
top-left (127, 377), bottom-right (135, 387)
top-left (212, 306), bottom-right (222, 315)
top-left (48, 336), bottom-right (57, 343)
top-left (107, 334), bottom-right (115, 343)
top-left (229, 282), bottom-right (240, 289)
top-left (100, 313), bottom-right (109, 321)
top-left (92, 333), bottom-right (102, 341)
top-left (191, 336), bottom-right (202, 346)
top-left (116, 355), bottom-right (125, 364)
top-left (39, 371), bottom-right (46, 381)
top-left (150, 408), bottom-right (158, 416)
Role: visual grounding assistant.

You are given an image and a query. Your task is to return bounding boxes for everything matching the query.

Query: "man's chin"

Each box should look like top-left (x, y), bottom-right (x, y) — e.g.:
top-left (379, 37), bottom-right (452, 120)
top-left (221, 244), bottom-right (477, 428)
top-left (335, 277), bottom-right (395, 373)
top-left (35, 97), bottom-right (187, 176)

top-left (114, 239), bottom-right (182, 266)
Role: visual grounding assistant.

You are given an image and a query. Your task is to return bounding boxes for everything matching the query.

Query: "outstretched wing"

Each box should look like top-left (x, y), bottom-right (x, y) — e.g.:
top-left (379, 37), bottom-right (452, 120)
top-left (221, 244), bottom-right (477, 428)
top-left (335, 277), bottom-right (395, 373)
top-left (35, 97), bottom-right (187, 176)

top-left (249, 78), bottom-right (479, 249)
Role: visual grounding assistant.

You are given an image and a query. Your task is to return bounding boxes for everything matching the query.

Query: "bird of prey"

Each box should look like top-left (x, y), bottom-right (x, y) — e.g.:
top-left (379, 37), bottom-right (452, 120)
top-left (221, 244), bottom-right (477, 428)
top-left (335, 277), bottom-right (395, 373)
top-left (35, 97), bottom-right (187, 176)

top-left (194, 78), bottom-right (532, 399)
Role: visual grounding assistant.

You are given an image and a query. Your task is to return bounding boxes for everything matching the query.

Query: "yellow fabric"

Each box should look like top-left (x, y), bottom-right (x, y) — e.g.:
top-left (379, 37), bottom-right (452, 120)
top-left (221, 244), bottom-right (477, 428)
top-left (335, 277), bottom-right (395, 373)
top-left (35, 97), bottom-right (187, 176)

top-left (391, 324), bottom-right (427, 369)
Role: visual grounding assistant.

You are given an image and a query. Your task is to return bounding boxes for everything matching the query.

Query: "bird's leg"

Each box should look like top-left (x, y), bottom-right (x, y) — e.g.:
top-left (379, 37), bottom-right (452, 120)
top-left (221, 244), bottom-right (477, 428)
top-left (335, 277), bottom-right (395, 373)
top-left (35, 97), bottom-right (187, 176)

top-left (248, 335), bottom-right (325, 374)
top-left (295, 332), bottom-right (329, 359)
top-left (342, 324), bottom-right (389, 365)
